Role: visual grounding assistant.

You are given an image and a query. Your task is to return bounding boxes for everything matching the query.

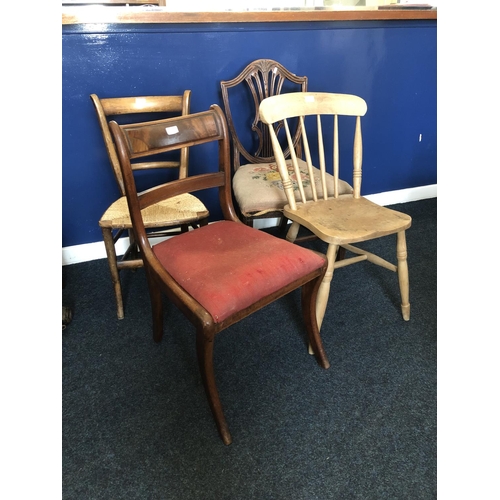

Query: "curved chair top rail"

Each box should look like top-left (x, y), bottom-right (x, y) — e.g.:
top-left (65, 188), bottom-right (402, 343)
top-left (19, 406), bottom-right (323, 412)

top-left (259, 92), bottom-right (367, 125)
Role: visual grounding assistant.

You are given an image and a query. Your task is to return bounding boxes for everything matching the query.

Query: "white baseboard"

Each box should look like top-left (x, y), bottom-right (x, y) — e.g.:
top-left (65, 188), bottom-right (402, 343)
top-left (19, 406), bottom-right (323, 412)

top-left (62, 231), bottom-right (178, 266)
top-left (62, 184), bottom-right (436, 266)
top-left (364, 183), bottom-right (437, 206)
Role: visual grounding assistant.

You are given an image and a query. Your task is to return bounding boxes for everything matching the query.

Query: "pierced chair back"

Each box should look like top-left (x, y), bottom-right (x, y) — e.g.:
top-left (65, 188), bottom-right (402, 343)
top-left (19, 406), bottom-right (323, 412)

top-left (221, 60), bottom-right (353, 231)
top-left (221, 58), bottom-right (307, 169)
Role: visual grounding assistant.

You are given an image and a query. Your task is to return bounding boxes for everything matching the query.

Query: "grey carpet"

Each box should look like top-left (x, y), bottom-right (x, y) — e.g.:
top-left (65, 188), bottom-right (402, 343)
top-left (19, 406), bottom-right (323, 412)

top-left (62, 198), bottom-right (436, 500)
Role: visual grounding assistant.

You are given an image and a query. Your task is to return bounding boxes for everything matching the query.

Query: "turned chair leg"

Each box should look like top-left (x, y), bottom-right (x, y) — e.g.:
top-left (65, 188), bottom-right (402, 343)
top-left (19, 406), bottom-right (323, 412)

top-left (316, 243), bottom-right (338, 328)
top-left (286, 221), bottom-right (301, 243)
top-left (101, 227), bottom-right (124, 320)
top-left (196, 332), bottom-right (232, 445)
top-left (397, 230), bottom-right (411, 321)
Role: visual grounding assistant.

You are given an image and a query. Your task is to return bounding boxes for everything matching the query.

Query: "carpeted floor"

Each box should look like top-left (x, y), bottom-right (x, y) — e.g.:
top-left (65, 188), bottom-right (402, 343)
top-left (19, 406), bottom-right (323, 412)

top-left (62, 198), bottom-right (436, 500)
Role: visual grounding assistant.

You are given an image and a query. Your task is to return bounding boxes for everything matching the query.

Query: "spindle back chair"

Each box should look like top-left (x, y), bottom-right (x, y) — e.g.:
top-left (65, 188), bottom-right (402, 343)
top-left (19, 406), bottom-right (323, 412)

top-left (260, 91), bottom-right (412, 333)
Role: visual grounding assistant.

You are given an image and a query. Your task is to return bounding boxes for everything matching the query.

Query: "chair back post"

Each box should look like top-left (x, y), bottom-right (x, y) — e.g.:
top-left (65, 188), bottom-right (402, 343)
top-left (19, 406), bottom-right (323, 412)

top-left (353, 116), bottom-right (363, 199)
top-left (332, 115), bottom-right (338, 198)
top-left (91, 94), bottom-right (126, 194)
top-left (179, 90), bottom-right (191, 179)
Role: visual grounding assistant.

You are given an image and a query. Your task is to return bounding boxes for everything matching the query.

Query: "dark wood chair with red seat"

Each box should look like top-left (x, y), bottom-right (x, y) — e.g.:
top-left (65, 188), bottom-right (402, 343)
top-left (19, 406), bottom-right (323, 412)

top-left (109, 104), bottom-right (330, 445)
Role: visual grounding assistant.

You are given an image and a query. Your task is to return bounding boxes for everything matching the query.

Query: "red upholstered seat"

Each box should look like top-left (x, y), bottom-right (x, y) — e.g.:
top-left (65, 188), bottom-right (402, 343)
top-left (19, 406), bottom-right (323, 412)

top-left (153, 220), bottom-right (326, 323)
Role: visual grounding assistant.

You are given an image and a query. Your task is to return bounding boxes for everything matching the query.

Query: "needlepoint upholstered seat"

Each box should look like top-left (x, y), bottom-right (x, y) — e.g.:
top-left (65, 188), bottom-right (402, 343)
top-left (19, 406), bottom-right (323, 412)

top-left (221, 59), bottom-right (352, 231)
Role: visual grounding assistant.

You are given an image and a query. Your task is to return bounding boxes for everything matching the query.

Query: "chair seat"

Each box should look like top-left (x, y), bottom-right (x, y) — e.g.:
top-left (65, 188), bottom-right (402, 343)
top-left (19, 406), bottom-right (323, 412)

top-left (152, 220), bottom-right (327, 323)
top-left (233, 159), bottom-right (353, 218)
top-left (99, 193), bottom-right (209, 229)
top-left (284, 196), bottom-right (412, 245)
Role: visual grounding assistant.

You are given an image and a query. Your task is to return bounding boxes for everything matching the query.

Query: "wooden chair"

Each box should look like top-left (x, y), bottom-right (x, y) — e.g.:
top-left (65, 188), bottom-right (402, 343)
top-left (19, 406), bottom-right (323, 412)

top-left (221, 59), bottom-right (354, 233)
top-left (259, 92), bottom-right (412, 338)
top-left (91, 92), bottom-right (209, 319)
top-left (109, 104), bottom-right (330, 445)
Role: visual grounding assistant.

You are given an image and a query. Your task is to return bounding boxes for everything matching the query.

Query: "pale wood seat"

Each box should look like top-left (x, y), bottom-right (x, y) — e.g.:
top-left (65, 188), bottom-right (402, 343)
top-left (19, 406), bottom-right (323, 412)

top-left (109, 104), bottom-right (330, 445)
top-left (259, 91), bottom-right (412, 341)
top-left (91, 92), bottom-right (209, 319)
top-left (221, 59), bottom-right (353, 233)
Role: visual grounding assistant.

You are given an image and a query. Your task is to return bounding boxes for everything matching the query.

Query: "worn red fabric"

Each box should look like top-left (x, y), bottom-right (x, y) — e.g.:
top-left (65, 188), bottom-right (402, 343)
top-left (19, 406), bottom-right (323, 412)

top-left (152, 221), bottom-right (325, 323)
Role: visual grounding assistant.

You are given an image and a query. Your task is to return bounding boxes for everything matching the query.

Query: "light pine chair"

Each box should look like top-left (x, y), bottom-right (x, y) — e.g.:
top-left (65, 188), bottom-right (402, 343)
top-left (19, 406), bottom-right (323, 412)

top-left (221, 59), bottom-right (353, 234)
top-left (91, 92), bottom-right (209, 319)
top-left (109, 104), bottom-right (331, 445)
top-left (259, 92), bottom-right (411, 343)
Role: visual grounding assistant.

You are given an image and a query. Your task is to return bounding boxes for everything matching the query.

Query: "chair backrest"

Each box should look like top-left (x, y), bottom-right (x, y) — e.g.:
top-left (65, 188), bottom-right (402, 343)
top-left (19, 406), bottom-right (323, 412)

top-left (220, 59), bottom-right (308, 169)
top-left (108, 104), bottom-right (236, 261)
top-left (90, 91), bottom-right (191, 196)
top-left (259, 92), bottom-right (368, 211)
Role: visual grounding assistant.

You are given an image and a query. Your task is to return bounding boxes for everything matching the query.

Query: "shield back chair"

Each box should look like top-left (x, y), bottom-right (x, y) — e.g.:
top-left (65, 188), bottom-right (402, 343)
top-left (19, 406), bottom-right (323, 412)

top-left (259, 91), bottom-right (412, 341)
top-left (91, 92), bottom-right (210, 319)
top-left (221, 58), bottom-right (353, 237)
top-left (109, 104), bottom-right (330, 445)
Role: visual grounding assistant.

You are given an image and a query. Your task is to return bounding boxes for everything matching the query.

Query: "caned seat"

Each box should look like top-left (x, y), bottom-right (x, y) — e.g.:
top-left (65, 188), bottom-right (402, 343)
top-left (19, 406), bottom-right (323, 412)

top-left (91, 92), bottom-right (209, 319)
top-left (221, 59), bottom-right (352, 232)
top-left (109, 104), bottom-right (331, 444)
top-left (259, 92), bottom-right (412, 343)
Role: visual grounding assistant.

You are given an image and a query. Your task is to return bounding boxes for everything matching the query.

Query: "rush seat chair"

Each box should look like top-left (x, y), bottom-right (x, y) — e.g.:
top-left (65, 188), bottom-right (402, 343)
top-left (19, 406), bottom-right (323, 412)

top-left (109, 104), bottom-right (331, 445)
top-left (259, 92), bottom-right (412, 336)
top-left (91, 92), bottom-right (209, 319)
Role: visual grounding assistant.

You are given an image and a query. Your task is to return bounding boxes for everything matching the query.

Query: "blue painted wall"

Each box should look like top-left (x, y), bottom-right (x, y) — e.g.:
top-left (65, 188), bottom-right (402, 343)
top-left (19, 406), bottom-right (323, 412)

top-left (62, 20), bottom-right (436, 248)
